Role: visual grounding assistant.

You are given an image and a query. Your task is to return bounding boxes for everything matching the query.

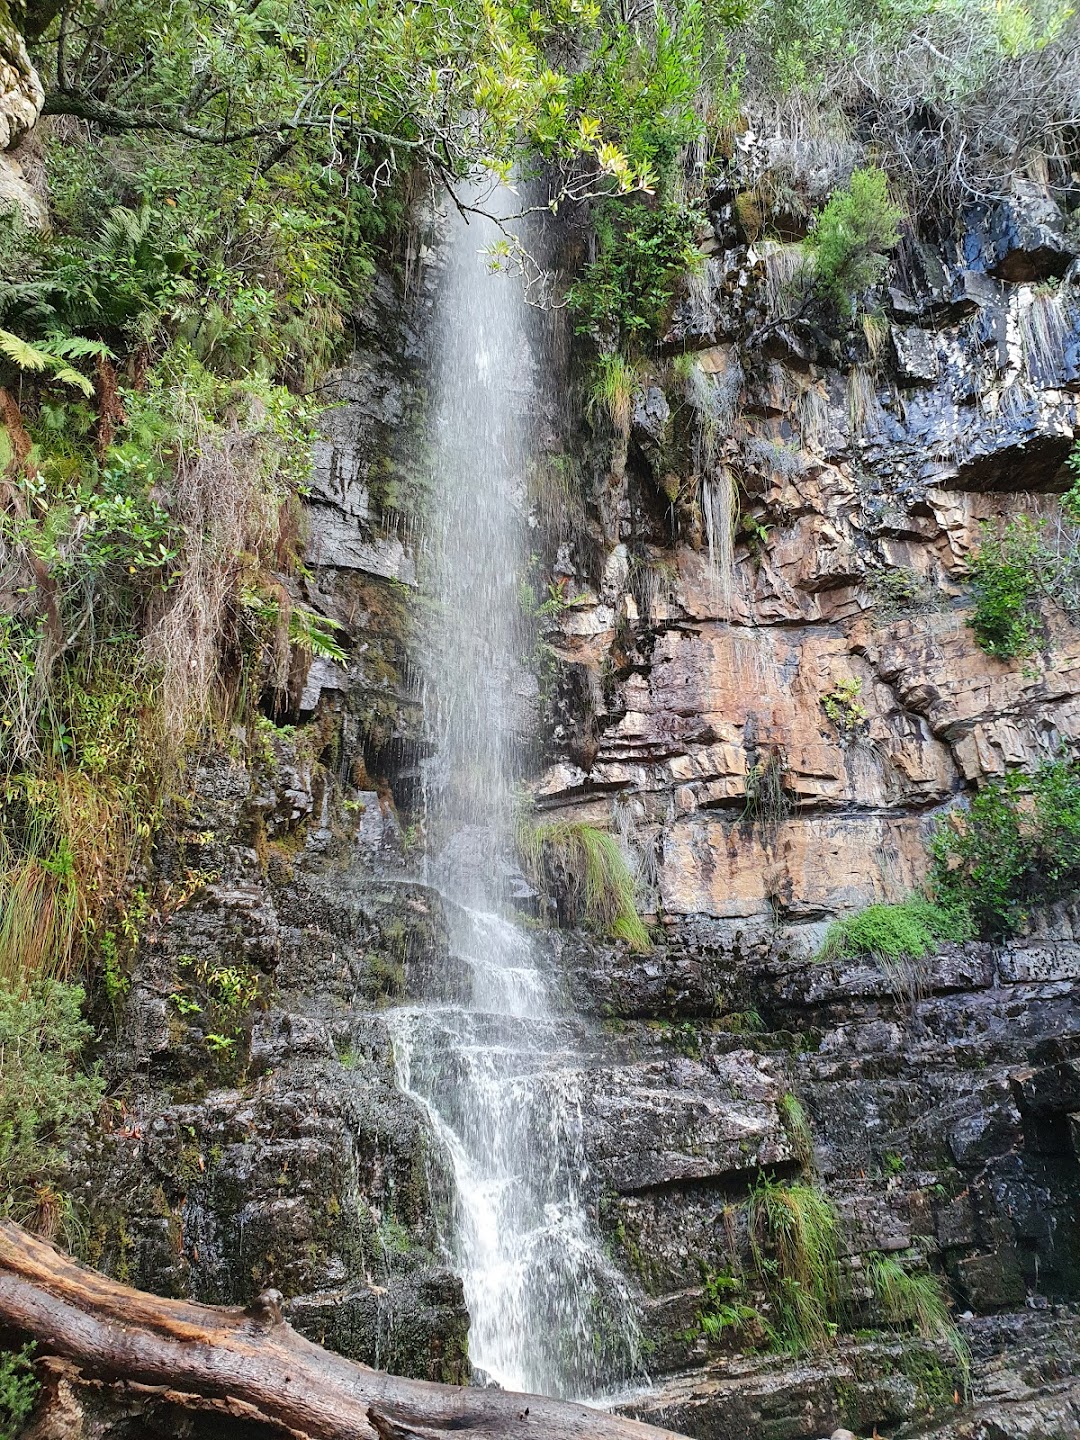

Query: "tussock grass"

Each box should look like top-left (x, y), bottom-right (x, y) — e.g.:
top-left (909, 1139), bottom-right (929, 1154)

top-left (868, 1252), bottom-right (971, 1380)
top-left (779, 1092), bottom-right (815, 1173)
top-left (748, 1178), bottom-right (840, 1354)
top-left (587, 353), bottom-right (640, 438)
top-left (518, 818), bottom-right (650, 951)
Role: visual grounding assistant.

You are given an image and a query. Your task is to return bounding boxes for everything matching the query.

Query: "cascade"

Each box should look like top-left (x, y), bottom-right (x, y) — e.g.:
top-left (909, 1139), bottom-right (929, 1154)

top-left (387, 192), bottom-right (641, 1399)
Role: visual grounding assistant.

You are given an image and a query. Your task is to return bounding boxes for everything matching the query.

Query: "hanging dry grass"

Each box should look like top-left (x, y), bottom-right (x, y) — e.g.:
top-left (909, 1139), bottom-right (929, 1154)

top-left (142, 397), bottom-right (288, 750)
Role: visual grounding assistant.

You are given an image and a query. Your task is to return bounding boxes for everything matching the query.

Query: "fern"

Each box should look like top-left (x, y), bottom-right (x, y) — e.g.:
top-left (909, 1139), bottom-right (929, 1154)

top-left (0, 329), bottom-right (50, 373)
top-left (0, 328), bottom-right (100, 395)
top-left (289, 606), bottom-right (347, 663)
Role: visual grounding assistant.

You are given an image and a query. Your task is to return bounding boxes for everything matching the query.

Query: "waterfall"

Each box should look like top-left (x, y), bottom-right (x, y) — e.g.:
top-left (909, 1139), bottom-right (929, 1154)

top-left (386, 191), bottom-right (641, 1399)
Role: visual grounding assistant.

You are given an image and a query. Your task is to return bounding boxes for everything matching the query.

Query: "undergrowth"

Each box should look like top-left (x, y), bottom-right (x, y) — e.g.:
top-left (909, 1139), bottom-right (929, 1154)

top-left (0, 980), bottom-right (104, 1240)
top-left (0, 1344), bottom-right (38, 1440)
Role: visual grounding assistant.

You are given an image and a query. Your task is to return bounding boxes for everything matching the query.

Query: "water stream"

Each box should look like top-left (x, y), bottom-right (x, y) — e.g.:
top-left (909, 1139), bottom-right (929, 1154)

top-left (386, 192), bottom-right (641, 1399)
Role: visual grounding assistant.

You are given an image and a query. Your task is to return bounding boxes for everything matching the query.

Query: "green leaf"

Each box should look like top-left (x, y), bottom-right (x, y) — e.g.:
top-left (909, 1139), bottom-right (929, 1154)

top-left (48, 366), bottom-right (96, 397)
top-left (0, 328), bottom-right (51, 373)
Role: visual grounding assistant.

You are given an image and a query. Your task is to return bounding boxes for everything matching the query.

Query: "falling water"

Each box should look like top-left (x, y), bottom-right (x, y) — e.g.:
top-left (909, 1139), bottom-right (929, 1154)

top-left (386, 190), bottom-right (641, 1399)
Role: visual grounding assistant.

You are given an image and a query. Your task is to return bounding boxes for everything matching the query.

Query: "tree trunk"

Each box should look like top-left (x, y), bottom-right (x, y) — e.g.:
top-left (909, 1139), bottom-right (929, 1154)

top-left (0, 1222), bottom-right (685, 1440)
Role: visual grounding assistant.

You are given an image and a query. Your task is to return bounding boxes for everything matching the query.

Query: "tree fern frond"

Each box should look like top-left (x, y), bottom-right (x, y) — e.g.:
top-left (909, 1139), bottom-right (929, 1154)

top-left (0, 328), bottom-right (51, 372)
top-left (48, 366), bottom-right (95, 396)
top-left (44, 335), bottom-right (114, 360)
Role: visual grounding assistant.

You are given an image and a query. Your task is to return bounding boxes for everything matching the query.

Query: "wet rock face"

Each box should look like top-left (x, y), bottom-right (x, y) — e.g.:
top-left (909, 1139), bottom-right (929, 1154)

top-left (80, 190), bottom-right (1080, 1440)
top-left (538, 191), bottom-right (1080, 946)
top-left (528, 182), bottom-right (1080, 1437)
top-left (83, 723), bottom-right (467, 1383)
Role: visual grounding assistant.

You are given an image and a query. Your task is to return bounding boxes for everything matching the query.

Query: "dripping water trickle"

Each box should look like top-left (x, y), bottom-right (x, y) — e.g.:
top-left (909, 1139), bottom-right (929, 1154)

top-left (385, 188), bottom-right (642, 1400)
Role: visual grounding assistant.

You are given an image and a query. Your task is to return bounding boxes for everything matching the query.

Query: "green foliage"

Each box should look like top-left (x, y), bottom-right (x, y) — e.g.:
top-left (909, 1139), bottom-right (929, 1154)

top-left (692, 1269), bottom-right (760, 1345)
top-left (518, 819), bottom-right (650, 951)
top-left (805, 168), bottom-right (901, 316)
top-left (747, 1178), bottom-right (840, 1354)
top-left (743, 748), bottom-right (792, 827)
top-left (820, 676), bottom-right (867, 736)
top-left (968, 518), bottom-right (1043, 659)
top-left (779, 1092), bottom-right (814, 1172)
top-left (0, 980), bottom-right (103, 1237)
top-left (0, 1344), bottom-right (38, 1440)
top-left (1063, 441), bottom-right (1080, 523)
top-left (867, 1253), bottom-right (970, 1379)
top-left (739, 0), bottom-right (1078, 209)
top-left (567, 199), bottom-right (703, 343)
top-left (0, 329), bottom-right (106, 395)
top-left (931, 753), bottom-right (1080, 939)
top-left (818, 896), bottom-right (973, 964)
top-left (587, 352), bottom-right (641, 435)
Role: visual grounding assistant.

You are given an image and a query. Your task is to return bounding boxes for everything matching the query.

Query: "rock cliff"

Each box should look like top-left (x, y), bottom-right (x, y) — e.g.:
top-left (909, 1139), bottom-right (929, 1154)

top-left (76, 172), bottom-right (1080, 1440)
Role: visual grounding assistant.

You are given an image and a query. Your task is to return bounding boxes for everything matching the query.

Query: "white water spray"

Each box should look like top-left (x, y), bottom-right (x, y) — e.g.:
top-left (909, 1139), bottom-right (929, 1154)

top-left (387, 192), bottom-right (641, 1399)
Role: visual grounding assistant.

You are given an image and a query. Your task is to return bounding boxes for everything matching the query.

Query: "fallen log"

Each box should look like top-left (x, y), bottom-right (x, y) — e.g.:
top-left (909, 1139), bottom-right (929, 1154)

top-left (0, 1222), bottom-right (687, 1440)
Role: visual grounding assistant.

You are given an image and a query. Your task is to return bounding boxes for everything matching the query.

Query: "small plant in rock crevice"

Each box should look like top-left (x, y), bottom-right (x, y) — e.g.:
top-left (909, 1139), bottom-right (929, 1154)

top-left (689, 1268), bottom-right (761, 1347)
top-left (820, 677), bottom-right (868, 739)
top-left (743, 747), bottom-right (793, 828)
top-left (868, 565), bottom-right (947, 623)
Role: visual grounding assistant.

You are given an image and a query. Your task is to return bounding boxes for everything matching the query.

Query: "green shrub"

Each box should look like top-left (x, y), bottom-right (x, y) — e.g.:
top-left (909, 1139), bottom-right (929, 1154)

top-left (931, 753), bottom-right (1080, 938)
top-left (0, 1344), bottom-right (38, 1440)
top-left (518, 819), bottom-right (650, 951)
top-left (747, 1178), bottom-right (840, 1354)
top-left (567, 200), bottom-right (703, 343)
top-left (968, 518), bottom-right (1043, 659)
top-left (806, 168), bottom-right (901, 316)
top-left (0, 979), bottom-right (103, 1237)
top-left (818, 896), bottom-right (972, 963)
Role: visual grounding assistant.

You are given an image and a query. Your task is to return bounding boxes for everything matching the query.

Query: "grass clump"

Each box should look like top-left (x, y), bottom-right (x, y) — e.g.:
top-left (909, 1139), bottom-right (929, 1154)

top-left (0, 979), bottom-right (104, 1240)
top-left (818, 896), bottom-right (973, 964)
top-left (587, 353), bottom-right (641, 437)
top-left (779, 1092), bottom-right (815, 1173)
top-left (518, 819), bottom-right (650, 951)
top-left (867, 1253), bottom-right (971, 1380)
top-left (743, 748), bottom-right (792, 828)
top-left (747, 1178), bottom-right (840, 1354)
top-left (931, 752), bottom-right (1080, 939)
